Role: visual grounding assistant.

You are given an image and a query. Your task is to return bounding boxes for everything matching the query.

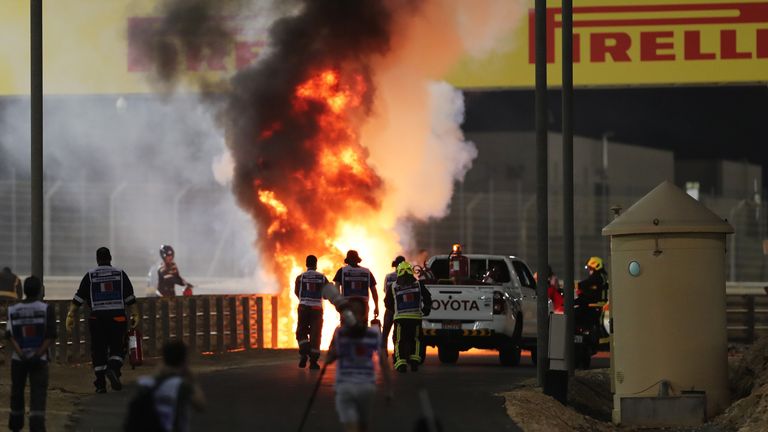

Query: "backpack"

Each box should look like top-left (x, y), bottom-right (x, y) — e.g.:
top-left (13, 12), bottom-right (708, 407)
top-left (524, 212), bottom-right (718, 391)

top-left (123, 377), bottom-right (169, 432)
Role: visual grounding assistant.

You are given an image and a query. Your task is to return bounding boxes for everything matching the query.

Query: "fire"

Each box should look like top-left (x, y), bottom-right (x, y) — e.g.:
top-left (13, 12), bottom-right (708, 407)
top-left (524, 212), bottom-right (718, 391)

top-left (252, 68), bottom-right (399, 349)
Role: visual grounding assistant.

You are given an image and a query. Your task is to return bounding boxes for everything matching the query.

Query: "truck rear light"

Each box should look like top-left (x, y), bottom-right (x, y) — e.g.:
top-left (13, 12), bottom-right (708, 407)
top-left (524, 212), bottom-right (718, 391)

top-left (493, 291), bottom-right (505, 314)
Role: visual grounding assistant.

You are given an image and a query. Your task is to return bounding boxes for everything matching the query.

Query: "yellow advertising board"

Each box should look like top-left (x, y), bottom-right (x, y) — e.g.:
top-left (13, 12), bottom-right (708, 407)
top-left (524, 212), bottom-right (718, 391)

top-left (1, 0), bottom-right (767, 95)
top-left (449, 0), bottom-right (768, 88)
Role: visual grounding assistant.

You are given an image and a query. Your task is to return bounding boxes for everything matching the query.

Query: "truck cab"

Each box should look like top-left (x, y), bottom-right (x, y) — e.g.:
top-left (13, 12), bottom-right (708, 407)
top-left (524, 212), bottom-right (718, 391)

top-left (420, 254), bottom-right (546, 366)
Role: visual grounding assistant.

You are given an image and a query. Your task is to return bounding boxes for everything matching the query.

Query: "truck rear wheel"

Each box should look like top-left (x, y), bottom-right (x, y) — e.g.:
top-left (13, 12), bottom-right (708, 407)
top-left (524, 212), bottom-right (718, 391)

top-left (498, 342), bottom-right (521, 367)
top-left (437, 345), bottom-right (459, 364)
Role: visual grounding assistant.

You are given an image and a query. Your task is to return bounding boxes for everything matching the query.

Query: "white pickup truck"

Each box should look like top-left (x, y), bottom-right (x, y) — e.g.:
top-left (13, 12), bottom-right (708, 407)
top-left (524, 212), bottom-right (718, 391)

top-left (419, 254), bottom-right (548, 366)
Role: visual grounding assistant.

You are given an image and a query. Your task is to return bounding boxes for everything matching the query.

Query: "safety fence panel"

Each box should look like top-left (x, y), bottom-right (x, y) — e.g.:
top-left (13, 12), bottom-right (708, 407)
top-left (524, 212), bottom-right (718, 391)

top-left (0, 294), bottom-right (279, 364)
top-left (727, 290), bottom-right (768, 344)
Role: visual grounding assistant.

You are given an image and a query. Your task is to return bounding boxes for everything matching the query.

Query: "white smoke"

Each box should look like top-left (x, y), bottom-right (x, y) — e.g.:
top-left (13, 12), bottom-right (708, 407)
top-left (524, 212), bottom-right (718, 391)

top-left (362, 0), bottom-right (525, 250)
top-left (0, 94), bottom-right (267, 289)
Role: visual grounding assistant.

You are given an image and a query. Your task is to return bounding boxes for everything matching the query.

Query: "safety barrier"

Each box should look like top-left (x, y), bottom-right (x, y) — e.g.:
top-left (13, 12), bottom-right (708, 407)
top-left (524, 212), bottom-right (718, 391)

top-left (726, 283), bottom-right (768, 344)
top-left (0, 295), bottom-right (279, 364)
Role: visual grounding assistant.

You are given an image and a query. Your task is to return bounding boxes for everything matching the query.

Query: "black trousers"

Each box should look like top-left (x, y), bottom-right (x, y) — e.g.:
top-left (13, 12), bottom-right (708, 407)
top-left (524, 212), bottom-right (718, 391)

top-left (296, 306), bottom-right (323, 361)
top-left (381, 308), bottom-right (394, 349)
top-left (9, 359), bottom-right (49, 432)
top-left (89, 315), bottom-right (127, 385)
top-left (393, 319), bottom-right (422, 369)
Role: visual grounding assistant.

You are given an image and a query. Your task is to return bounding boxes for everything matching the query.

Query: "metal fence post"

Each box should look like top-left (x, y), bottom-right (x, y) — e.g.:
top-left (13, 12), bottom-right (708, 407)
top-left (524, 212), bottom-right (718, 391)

top-left (72, 308), bottom-right (81, 361)
top-left (216, 297), bottom-right (224, 352)
top-left (161, 300), bottom-right (170, 345)
top-left (271, 296), bottom-right (278, 349)
top-left (203, 297), bottom-right (211, 352)
top-left (746, 295), bottom-right (755, 343)
top-left (57, 303), bottom-right (68, 363)
top-left (229, 297), bottom-right (238, 349)
top-left (242, 297), bottom-right (251, 350)
top-left (175, 298), bottom-right (184, 342)
top-left (255, 297), bottom-right (263, 349)
top-left (148, 299), bottom-right (158, 357)
top-left (189, 297), bottom-right (197, 351)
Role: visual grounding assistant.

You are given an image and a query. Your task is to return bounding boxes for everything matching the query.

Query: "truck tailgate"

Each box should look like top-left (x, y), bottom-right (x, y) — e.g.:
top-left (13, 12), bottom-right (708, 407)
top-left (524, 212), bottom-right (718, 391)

top-left (425, 285), bottom-right (494, 321)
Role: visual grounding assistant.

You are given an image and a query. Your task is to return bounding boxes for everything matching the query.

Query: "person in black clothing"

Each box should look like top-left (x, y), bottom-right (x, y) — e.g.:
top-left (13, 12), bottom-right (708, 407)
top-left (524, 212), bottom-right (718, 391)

top-left (294, 255), bottom-right (328, 369)
top-left (6, 276), bottom-right (56, 432)
top-left (156, 245), bottom-right (193, 297)
top-left (575, 256), bottom-right (609, 329)
top-left (381, 255), bottom-right (405, 352)
top-left (67, 247), bottom-right (139, 393)
top-left (333, 250), bottom-right (379, 320)
top-left (125, 340), bottom-right (205, 432)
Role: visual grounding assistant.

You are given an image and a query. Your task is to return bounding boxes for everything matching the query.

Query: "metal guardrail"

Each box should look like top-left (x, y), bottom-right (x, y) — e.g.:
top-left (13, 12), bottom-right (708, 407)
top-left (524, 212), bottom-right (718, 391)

top-left (0, 295), bottom-right (279, 363)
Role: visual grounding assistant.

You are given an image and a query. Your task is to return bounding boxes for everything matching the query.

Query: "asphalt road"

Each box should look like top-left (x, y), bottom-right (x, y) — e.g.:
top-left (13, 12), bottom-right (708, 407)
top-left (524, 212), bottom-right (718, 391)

top-left (73, 349), bottom-right (539, 432)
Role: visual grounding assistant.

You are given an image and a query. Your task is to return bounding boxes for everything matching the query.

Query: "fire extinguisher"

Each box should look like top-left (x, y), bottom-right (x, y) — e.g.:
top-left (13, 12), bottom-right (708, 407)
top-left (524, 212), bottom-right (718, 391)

top-left (128, 328), bottom-right (144, 369)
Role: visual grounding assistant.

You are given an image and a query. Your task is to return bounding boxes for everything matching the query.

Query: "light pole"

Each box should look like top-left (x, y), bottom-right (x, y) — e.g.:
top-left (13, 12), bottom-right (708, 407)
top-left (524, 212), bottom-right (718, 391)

top-left (534, 0), bottom-right (550, 387)
top-left (31, 0), bottom-right (44, 294)
top-left (562, 0), bottom-right (575, 375)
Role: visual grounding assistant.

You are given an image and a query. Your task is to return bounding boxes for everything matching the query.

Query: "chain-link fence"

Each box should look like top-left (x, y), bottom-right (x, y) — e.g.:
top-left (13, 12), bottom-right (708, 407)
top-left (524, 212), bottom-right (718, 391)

top-left (412, 188), bottom-right (767, 282)
top-left (0, 179), bottom-right (255, 278)
top-left (2, 179), bottom-right (764, 282)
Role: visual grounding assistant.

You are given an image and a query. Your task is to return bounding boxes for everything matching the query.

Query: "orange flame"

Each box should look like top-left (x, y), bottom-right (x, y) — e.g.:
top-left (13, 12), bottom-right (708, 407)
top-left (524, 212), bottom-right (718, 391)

top-left (252, 68), bottom-right (399, 348)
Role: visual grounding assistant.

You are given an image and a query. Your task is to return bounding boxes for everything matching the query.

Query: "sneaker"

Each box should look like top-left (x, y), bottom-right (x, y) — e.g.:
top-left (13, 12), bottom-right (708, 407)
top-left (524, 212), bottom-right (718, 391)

top-left (396, 364), bottom-right (407, 373)
top-left (298, 357), bottom-right (308, 368)
top-left (95, 386), bottom-right (107, 394)
top-left (409, 362), bottom-right (419, 372)
top-left (309, 361), bottom-right (320, 370)
top-left (106, 369), bottom-right (122, 391)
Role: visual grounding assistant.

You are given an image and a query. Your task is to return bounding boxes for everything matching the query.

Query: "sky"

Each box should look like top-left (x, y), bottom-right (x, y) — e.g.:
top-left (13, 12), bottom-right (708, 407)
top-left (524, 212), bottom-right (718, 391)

top-left (463, 85), bottom-right (768, 182)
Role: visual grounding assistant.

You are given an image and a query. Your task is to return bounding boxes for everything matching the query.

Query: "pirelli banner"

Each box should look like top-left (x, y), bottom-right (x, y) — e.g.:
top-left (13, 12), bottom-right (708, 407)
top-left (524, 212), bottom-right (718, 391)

top-left (449, 0), bottom-right (768, 87)
top-left (0, 0), bottom-right (767, 95)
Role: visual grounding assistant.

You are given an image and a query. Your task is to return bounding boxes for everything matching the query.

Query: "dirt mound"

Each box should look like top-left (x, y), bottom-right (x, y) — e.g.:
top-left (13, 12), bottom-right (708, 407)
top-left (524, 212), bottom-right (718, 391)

top-left (503, 386), bottom-right (615, 432)
top-left (715, 338), bottom-right (768, 432)
top-left (502, 370), bottom-right (615, 432)
top-left (729, 337), bottom-right (768, 400)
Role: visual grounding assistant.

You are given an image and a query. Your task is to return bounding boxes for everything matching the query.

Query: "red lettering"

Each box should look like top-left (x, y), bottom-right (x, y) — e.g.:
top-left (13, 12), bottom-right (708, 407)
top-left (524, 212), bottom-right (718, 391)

top-left (684, 31), bottom-right (716, 60)
top-left (721, 30), bottom-right (751, 59)
top-left (758, 29), bottom-right (768, 58)
top-left (186, 47), bottom-right (228, 72)
top-left (235, 41), bottom-right (266, 69)
top-left (640, 31), bottom-right (675, 61)
top-left (590, 33), bottom-right (632, 62)
top-left (574, 33), bottom-right (581, 63)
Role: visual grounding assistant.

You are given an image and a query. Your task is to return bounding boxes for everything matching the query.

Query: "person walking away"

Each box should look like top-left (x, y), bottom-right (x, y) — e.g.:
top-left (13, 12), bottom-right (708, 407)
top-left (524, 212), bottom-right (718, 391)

top-left (385, 261), bottom-right (432, 373)
top-left (327, 298), bottom-right (391, 432)
top-left (333, 250), bottom-right (378, 321)
top-left (295, 254), bottom-right (328, 369)
top-left (67, 247), bottom-right (139, 393)
top-left (381, 256), bottom-right (405, 353)
top-left (156, 245), bottom-right (194, 297)
top-left (124, 340), bottom-right (205, 432)
top-left (0, 267), bottom-right (22, 300)
top-left (6, 276), bottom-right (56, 432)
